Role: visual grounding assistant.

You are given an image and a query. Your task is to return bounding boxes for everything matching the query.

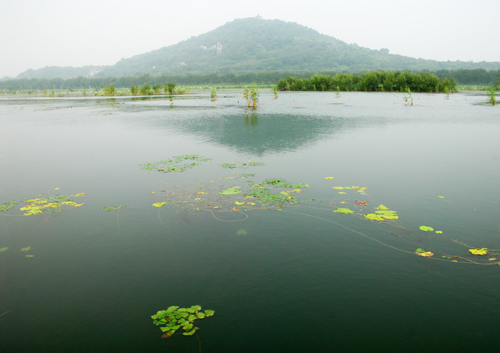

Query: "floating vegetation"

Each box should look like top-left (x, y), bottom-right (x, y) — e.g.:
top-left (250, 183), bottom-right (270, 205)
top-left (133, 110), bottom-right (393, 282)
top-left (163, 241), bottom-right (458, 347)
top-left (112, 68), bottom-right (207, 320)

top-left (332, 208), bottom-right (354, 214)
top-left (140, 155), bottom-right (211, 173)
top-left (469, 248), bottom-right (488, 256)
top-left (219, 187), bottom-right (243, 195)
top-left (151, 305), bottom-right (215, 339)
top-left (415, 248), bottom-right (434, 257)
top-left (219, 161), bottom-right (265, 169)
top-left (0, 194), bottom-right (87, 217)
top-left (101, 205), bottom-right (126, 213)
top-left (250, 178), bottom-right (308, 189)
top-left (0, 201), bottom-right (18, 212)
top-left (142, 158), bottom-right (498, 266)
top-left (0, 248), bottom-right (8, 252)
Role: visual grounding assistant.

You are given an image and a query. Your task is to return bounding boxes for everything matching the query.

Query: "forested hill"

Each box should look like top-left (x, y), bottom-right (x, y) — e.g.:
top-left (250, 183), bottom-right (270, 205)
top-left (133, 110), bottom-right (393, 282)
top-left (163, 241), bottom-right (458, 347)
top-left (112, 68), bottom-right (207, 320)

top-left (16, 17), bottom-right (500, 79)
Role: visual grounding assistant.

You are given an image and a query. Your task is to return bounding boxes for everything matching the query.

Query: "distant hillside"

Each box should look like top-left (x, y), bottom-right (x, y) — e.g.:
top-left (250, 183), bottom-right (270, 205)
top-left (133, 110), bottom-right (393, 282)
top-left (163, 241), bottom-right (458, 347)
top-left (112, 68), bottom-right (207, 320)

top-left (16, 65), bottom-right (107, 79)
top-left (16, 17), bottom-right (500, 79)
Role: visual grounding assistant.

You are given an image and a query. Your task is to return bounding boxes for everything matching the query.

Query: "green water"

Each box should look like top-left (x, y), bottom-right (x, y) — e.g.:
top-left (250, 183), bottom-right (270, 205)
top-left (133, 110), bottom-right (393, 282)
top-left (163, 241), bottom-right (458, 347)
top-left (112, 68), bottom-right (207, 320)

top-left (1, 92), bottom-right (499, 352)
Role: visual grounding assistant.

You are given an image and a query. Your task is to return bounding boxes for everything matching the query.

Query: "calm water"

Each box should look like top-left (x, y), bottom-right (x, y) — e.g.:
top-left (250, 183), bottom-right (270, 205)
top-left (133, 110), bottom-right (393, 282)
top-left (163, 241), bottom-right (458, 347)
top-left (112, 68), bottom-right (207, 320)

top-left (1, 92), bottom-right (499, 352)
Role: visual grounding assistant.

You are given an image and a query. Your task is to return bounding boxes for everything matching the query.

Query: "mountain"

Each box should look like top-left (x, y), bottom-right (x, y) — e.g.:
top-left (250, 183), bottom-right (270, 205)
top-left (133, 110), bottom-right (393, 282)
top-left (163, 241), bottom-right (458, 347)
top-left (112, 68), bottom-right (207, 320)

top-left (16, 17), bottom-right (500, 79)
top-left (16, 65), bottom-right (107, 79)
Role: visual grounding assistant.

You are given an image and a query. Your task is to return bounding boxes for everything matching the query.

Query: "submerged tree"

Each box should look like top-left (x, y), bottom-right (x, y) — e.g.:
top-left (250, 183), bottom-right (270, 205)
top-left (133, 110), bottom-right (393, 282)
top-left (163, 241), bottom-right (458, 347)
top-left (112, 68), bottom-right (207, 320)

top-left (488, 86), bottom-right (497, 106)
top-left (164, 82), bottom-right (177, 95)
top-left (250, 83), bottom-right (259, 108)
top-left (272, 85), bottom-right (278, 99)
top-left (104, 84), bottom-right (115, 96)
top-left (210, 87), bottom-right (217, 101)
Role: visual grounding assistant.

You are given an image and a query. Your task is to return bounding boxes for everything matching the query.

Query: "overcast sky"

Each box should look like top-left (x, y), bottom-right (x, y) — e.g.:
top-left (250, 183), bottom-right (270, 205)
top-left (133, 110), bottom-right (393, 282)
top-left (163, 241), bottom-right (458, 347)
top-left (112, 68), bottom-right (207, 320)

top-left (1, 0), bottom-right (499, 78)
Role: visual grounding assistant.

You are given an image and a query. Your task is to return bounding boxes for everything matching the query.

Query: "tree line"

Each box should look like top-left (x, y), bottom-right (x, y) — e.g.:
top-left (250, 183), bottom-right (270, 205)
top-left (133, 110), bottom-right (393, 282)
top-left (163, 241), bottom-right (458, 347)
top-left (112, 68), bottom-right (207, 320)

top-left (277, 71), bottom-right (458, 92)
top-left (1, 69), bottom-right (499, 90)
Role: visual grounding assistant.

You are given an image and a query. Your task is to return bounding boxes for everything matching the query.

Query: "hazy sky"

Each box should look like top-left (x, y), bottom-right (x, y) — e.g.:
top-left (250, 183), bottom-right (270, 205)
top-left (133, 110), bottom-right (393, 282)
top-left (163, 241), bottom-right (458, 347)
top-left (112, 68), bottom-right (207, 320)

top-left (1, 0), bottom-right (499, 78)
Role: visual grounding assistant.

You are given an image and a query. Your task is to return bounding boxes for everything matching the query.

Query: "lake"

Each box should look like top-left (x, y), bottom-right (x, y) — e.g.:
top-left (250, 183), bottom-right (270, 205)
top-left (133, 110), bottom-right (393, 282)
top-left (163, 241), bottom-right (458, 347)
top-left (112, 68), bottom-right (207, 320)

top-left (1, 91), bottom-right (499, 352)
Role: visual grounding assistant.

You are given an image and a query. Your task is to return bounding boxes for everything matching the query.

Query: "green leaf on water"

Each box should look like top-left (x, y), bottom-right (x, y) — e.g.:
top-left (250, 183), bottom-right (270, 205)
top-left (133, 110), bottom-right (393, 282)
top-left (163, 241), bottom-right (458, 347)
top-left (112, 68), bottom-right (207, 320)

top-left (419, 226), bottom-right (434, 232)
top-left (204, 310), bottom-right (215, 317)
top-left (197, 312), bottom-right (205, 319)
top-left (152, 202), bottom-right (168, 208)
top-left (183, 328), bottom-right (199, 336)
top-left (183, 323), bottom-right (193, 330)
top-left (21, 247), bottom-right (31, 251)
top-left (377, 204), bottom-right (389, 210)
top-left (415, 248), bottom-right (426, 253)
top-left (364, 213), bottom-right (385, 221)
top-left (0, 247), bottom-right (8, 252)
top-left (188, 314), bottom-right (196, 321)
top-left (192, 305), bottom-right (201, 311)
top-left (332, 208), bottom-right (354, 214)
top-left (219, 187), bottom-right (242, 195)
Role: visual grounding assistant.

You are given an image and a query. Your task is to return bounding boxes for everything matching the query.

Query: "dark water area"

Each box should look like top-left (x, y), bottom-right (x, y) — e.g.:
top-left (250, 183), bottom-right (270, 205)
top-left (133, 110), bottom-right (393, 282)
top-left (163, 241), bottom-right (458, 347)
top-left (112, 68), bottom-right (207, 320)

top-left (1, 92), bottom-right (499, 352)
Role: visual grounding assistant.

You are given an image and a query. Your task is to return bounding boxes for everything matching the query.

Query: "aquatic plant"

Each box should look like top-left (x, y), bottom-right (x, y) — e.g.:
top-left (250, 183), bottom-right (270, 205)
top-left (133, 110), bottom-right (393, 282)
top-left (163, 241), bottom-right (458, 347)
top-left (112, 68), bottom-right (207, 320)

top-left (104, 84), bottom-right (116, 96)
top-left (219, 161), bottom-right (265, 169)
top-left (0, 194), bottom-right (87, 216)
top-left (210, 87), bottom-right (217, 101)
top-left (151, 305), bottom-right (215, 339)
top-left (336, 85), bottom-right (340, 98)
top-left (164, 82), bottom-right (177, 95)
top-left (250, 83), bottom-right (259, 108)
top-left (272, 85), bottom-right (278, 99)
top-left (488, 86), bottom-right (496, 106)
top-left (140, 155), bottom-right (212, 173)
top-left (0, 201), bottom-right (18, 212)
top-left (139, 84), bottom-right (152, 96)
top-left (403, 87), bottom-right (413, 106)
top-left (152, 84), bottom-right (162, 95)
top-left (130, 85), bottom-right (138, 96)
top-left (101, 205), bottom-right (126, 213)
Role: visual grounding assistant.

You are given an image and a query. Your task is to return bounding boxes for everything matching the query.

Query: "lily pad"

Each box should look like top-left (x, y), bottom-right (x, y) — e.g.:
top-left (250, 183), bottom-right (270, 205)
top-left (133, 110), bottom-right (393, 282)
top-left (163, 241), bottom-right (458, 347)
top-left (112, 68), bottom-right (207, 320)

top-left (204, 310), bottom-right (215, 317)
top-left (152, 202), bottom-right (168, 208)
top-left (219, 187), bottom-right (242, 195)
top-left (419, 226), bottom-right (434, 232)
top-left (364, 213), bottom-right (385, 221)
top-left (332, 208), bottom-right (354, 214)
top-left (376, 204), bottom-right (389, 210)
top-left (469, 248), bottom-right (487, 255)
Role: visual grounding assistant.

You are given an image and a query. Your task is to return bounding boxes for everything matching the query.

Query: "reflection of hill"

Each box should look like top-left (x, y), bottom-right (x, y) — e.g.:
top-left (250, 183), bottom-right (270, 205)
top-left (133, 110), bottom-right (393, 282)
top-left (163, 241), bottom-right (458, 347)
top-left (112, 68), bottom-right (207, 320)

top-left (157, 111), bottom-right (350, 156)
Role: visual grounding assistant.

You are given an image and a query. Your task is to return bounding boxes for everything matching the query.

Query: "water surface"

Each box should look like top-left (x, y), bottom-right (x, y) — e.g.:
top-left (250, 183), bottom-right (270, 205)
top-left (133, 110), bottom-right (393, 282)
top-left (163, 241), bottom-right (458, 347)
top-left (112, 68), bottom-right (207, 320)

top-left (1, 92), bottom-right (499, 352)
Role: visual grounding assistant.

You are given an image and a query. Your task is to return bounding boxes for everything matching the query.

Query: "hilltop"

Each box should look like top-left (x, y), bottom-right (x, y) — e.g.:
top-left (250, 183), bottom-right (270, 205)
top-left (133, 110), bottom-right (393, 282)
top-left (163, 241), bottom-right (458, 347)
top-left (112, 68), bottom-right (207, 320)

top-left (16, 17), bottom-right (500, 79)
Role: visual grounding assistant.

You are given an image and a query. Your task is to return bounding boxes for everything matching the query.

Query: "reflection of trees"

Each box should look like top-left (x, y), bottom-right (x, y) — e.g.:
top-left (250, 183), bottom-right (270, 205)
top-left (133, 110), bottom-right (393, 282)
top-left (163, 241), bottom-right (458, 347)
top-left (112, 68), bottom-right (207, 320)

top-left (244, 112), bottom-right (258, 127)
top-left (153, 112), bottom-right (352, 156)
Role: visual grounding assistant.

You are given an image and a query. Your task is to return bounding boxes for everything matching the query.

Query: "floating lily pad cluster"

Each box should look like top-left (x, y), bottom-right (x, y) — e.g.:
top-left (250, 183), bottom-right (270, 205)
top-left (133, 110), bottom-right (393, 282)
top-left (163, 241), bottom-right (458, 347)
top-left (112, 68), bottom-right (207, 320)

top-left (219, 161), bottom-right (265, 169)
top-left (151, 305), bottom-right (215, 338)
top-left (101, 205), bottom-right (126, 213)
top-left (140, 155), bottom-right (211, 173)
top-left (0, 201), bottom-right (18, 212)
top-left (332, 186), bottom-right (367, 195)
top-left (415, 248), bottom-right (434, 257)
top-left (0, 194), bottom-right (85, 216)
top-left (364, 204), bottom-right (399, 221)
top-left (250, 178), bottom-right (309, 189)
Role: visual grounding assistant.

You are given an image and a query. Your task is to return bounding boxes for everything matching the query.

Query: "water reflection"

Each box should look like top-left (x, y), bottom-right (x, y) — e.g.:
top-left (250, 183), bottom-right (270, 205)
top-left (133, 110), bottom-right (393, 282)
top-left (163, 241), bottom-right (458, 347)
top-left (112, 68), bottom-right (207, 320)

top-left (152, 112), bottom-right (354, 156)
top-left (244, 112), bottom-right (258, 127)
